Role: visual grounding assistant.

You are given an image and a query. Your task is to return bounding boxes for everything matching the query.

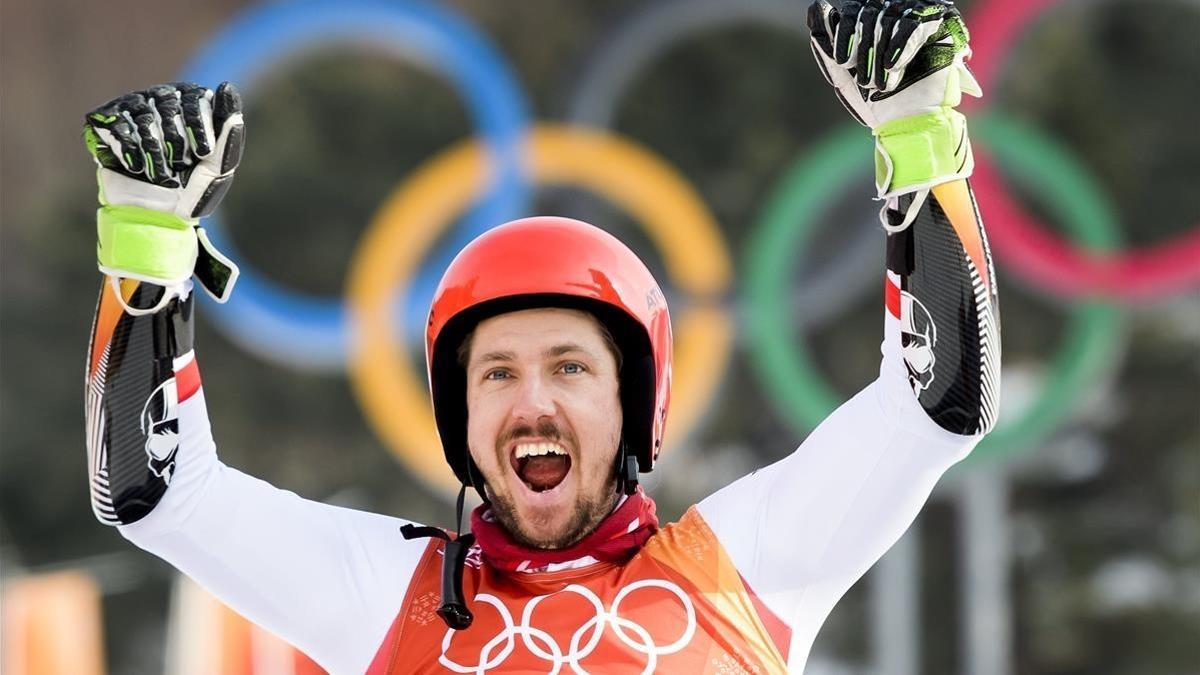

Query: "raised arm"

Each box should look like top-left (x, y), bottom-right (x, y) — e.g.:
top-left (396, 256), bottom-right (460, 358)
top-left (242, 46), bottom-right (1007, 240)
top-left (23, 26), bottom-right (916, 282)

top-left (82, 83), bottom-right (426, 673)
top-left (697, 0), bottom-right (999, 664)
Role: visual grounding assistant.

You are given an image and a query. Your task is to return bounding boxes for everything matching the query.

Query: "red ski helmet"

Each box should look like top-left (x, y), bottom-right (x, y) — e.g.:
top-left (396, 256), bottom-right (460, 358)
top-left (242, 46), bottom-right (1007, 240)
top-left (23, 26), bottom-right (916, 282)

top-left (426, 216), bottom-right (672, 488)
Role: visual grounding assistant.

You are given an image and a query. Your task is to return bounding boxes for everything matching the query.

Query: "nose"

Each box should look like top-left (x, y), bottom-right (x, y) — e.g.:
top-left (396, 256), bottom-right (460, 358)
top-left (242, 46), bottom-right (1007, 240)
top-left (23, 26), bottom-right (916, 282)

top-left (510, 373), bottom-right (556, 423)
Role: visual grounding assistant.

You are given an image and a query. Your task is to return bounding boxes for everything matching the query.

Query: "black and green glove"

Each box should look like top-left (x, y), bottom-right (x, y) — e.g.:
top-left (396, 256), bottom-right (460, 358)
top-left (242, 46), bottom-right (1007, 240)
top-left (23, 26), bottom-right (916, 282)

top-left (84, 82), bottom-right (244, 315)
top-left (808, 0), bottom-right (981, 202)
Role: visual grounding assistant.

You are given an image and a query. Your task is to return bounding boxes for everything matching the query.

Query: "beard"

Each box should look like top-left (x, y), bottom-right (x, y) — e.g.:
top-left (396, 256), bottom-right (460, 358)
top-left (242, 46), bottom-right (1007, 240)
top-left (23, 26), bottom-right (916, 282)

top-left (486, 474), bottom-right (619, 549)
top-left (480, 418), bottom-right (621, 549)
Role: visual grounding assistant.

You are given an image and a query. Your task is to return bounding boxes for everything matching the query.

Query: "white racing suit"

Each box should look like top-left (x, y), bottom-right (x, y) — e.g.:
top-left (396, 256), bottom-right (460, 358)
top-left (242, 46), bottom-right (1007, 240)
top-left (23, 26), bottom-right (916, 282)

top-left (85, 179), bottom-right (998, 673)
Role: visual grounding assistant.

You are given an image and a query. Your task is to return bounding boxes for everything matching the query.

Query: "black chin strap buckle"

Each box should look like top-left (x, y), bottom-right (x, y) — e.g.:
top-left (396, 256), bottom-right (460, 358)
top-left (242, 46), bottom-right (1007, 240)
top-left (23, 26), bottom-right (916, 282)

top-left (400, 484), bottom-right (476, 630)
top-left (436, 532), bottom-right (476, 630)
top-left (621, 454), bottom-right (640, 496)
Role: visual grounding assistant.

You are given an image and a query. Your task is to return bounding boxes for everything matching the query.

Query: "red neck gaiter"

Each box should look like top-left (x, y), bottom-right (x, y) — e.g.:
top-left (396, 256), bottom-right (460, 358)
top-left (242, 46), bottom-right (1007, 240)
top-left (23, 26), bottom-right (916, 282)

top-left (470, 488), bottom-right (660, 573)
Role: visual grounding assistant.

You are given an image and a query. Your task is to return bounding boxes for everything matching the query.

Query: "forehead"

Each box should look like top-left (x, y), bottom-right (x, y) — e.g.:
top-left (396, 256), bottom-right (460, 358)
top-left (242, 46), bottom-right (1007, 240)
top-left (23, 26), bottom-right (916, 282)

top-left (469, 308), bottom-right (607, 358)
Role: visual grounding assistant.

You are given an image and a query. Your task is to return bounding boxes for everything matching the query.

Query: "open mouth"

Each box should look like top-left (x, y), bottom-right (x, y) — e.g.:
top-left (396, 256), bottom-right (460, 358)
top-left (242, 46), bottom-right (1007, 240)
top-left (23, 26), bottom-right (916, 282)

top-left (510, 442), bottom-right (572, 493)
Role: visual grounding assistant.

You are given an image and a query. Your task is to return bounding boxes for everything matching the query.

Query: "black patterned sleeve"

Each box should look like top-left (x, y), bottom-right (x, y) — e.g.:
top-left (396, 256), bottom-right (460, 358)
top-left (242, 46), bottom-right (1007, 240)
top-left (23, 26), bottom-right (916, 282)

top-left (881, 178), bottom-right (1000, 436)
top-left (84, 279), bottom-right (198, 525)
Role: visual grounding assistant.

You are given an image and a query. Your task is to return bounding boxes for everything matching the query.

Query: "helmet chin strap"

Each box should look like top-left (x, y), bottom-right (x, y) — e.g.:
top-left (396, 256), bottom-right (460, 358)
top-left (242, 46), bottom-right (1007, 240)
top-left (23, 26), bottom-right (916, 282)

top-left (468, 461), bottom-right (491, 505)
top-left (403, 442), bottom-right (638, 632)
top-left (400, 483), bottom-right (475, 631)
top-left (617, 440), bottom-right (640, 496)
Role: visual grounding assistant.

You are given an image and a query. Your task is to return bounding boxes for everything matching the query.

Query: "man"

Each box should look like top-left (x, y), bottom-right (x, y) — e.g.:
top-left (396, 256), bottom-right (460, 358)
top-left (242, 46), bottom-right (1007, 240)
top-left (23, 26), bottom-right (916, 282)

top-left (83, 1), bottom-right (999, 671)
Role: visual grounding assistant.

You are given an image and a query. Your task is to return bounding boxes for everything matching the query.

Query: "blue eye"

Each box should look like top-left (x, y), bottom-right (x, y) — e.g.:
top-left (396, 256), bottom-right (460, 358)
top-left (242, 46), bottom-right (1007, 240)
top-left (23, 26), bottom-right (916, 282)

top-left (484, 369), bottom-right (510, 380)
top-left (560, 362), bottom-right (585, 375)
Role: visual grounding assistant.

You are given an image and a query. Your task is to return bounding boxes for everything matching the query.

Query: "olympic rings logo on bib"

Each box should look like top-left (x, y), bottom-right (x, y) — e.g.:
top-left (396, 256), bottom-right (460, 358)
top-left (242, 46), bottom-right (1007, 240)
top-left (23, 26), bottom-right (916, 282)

top-left (439, 580), bottom-right (697, 674)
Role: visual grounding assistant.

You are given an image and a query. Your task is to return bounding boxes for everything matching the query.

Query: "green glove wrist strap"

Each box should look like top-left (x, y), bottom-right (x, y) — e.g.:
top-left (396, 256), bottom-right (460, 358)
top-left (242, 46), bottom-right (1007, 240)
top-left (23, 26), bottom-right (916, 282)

top-left (873, 108), bottom-right (973, 197)
top-left (96, 205), bottom-right (197, 285)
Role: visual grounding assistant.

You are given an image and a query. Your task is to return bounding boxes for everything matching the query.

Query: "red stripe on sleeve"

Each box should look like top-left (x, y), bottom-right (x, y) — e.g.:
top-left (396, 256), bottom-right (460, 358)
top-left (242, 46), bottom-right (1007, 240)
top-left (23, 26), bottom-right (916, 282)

top-left (885, 277), bottom-right (901, 318)
top-left (176, 357), bottom-right (201, 402)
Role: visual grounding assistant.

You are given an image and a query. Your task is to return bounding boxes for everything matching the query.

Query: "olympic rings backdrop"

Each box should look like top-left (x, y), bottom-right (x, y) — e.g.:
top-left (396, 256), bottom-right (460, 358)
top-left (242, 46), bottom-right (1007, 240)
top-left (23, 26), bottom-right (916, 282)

top-left (965, 0), bottom-right (1200, 300)
top-left (347, 125), bottom-right (733, 493)
top-left (180, 0), bottom-right (532, 369)
top-left (177, 0), bottom-right (1195, 497)
top-left (566, 0), bottom-right (886, 331)
top-left (5, 1), bottom-right (1200, 671)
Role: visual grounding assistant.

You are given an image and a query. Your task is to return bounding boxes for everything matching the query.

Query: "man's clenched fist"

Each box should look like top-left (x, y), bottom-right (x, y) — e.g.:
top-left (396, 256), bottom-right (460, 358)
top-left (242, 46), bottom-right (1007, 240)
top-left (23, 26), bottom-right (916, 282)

top-left (808, 0), bottom-right (981, 200)
top-left (808, 0), bottom-right (980, 128)
top-left (84, 82), bottom-right (244, 313)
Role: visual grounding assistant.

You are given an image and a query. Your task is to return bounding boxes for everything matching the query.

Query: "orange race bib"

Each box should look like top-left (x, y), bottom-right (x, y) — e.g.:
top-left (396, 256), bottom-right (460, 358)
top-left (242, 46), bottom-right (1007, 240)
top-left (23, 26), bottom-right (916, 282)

top-left (368, 508), bottom-right (791, 674)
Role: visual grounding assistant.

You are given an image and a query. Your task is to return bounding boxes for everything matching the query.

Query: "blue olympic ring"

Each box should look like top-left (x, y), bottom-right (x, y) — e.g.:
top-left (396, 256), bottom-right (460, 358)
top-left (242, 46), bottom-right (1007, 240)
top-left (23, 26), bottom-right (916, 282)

top-left (180, 0), bottom-right (530, 370)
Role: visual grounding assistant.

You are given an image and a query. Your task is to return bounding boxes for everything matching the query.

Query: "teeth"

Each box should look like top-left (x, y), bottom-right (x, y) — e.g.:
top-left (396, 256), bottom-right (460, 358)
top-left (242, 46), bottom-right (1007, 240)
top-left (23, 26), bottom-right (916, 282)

top-left (514, 442), bottom-right (567, 459)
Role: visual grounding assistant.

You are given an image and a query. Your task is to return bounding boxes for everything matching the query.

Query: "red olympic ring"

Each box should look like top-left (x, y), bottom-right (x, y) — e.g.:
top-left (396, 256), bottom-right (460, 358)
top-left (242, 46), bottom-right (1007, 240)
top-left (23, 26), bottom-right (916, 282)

top-left (967, 0), bottom-right (1200, 300)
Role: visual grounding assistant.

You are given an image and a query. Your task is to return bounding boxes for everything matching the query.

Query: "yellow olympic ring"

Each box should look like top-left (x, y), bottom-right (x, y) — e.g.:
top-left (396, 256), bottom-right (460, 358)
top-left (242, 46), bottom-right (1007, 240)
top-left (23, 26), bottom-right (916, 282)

top-left (347, 124), bottom-right (734, 495)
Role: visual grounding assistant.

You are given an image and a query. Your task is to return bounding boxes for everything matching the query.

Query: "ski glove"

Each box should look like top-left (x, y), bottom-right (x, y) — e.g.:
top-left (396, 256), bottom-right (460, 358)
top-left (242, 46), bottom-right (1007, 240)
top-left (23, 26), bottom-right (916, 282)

top-left (808, 0), bottom-right (981, 198)
top-left (84, 82), bottom-right (244, 315)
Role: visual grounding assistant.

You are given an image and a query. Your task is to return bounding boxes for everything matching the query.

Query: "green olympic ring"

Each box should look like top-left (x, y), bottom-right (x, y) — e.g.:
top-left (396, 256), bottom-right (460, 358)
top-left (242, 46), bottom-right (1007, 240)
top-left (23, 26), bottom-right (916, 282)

top-left (744, 113), bottom-right (1123, 466)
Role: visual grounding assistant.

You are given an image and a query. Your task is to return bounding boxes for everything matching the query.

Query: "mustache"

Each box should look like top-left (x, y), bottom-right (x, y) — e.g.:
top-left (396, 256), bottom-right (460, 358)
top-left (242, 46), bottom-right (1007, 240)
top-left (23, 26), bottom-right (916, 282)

top-left (496, 419), bottom-right (573, 454)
